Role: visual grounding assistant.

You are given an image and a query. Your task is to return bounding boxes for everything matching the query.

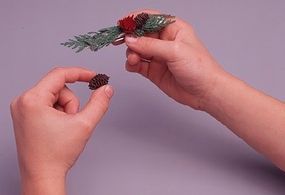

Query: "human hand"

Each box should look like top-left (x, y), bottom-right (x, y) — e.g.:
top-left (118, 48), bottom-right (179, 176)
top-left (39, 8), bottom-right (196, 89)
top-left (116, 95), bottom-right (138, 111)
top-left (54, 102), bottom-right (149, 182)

top-left (125, 10), bottom-right (224, 110)
top-left (10, 67), bottom-right (113, 194)
top-left (124, 11), bottom-right (285, 172)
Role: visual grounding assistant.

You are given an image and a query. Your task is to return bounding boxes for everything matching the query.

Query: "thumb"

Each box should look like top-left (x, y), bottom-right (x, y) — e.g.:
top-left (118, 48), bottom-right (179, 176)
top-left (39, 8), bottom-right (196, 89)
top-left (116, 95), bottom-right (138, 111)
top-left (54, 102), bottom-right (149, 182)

top-left (76, 85), bottom-right (113, 129)
top-left (125, 36), bottom-right (175, 61)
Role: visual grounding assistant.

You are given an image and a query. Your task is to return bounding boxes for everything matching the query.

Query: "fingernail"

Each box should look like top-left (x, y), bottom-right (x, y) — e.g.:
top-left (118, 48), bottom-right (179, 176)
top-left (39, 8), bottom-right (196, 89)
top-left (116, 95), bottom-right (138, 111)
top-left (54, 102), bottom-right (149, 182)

top-left (104, 85), bottom-right (114, 98)
top-left (125, 36), bottom-right (137, 44)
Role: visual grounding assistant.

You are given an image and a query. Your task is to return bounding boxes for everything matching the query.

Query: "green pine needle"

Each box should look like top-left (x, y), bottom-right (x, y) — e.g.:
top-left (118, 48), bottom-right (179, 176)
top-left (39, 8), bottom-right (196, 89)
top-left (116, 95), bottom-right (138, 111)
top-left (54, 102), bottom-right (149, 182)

top-left (87, 26), bottom-right (122, 51)
top-left (142, 14), bottom-right (175, 34)
top-left (61, 35), bottom-right (92, 53)
top-left (61, 26), bottom-right (122, 53)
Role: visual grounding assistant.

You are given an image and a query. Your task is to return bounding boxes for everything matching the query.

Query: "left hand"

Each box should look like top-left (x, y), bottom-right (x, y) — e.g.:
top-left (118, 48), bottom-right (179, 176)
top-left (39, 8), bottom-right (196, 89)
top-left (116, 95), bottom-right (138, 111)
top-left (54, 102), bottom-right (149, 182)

top-left (10, 67), bottom-right (113, 194)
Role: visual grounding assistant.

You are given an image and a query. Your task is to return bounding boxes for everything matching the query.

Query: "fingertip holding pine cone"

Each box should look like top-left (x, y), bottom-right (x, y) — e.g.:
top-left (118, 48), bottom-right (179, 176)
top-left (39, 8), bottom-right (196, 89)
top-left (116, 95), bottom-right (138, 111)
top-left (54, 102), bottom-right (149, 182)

top-left (88, 74), bottom-right (110, 90)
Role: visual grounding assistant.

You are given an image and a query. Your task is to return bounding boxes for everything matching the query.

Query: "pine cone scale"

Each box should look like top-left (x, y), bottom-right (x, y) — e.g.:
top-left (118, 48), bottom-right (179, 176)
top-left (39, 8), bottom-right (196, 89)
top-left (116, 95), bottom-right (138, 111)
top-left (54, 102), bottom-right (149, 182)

top-left (89, 74), bottom-right (110, 90)
top-left (134, 13), bottom-right (149, 29)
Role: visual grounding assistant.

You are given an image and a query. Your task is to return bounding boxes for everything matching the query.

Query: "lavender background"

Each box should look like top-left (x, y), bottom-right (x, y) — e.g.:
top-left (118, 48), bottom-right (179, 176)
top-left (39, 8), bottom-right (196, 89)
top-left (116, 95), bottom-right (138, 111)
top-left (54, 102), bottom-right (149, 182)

top-left (1, 0), bottom-right (285, 194)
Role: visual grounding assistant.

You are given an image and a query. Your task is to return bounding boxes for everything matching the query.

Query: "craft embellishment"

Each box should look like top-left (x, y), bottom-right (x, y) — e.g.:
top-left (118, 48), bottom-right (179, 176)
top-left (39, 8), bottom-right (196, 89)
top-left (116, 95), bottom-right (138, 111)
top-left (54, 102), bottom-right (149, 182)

top-left (88, 74), bottom-right (110, 90)
top-left (61, 13), bottom-right (175, 53)
top-left (62, 12), bottom-right (175, 90)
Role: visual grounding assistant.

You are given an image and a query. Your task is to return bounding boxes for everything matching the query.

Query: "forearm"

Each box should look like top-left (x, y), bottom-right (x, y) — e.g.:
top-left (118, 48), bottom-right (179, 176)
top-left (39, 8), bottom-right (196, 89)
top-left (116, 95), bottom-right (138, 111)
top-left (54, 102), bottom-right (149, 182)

top-left (203, 69), bottom-right (285, 170)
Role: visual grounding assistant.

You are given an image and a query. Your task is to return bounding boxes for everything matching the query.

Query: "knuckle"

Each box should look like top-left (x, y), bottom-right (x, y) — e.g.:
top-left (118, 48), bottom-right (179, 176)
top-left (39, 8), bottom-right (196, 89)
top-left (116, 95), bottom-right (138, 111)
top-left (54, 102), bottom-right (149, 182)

top-left (77, 117), bottom-right (93, 131)
top-left (172, 42), bottom-right (182, 57)
top-left (73, 97), bottom-right (80, 107)
top-left (181, 20), bottom-right (195, 35)
top-left (51, 66), bottom-right (65, 74)
top-left (187, 24), bottom-right (195, 33)
top-left (126, 48), bottom-right (134, 58)
top-left (126, 49), bottom-right (130, 58)
top-left (18, 91), bottom-right (37, 108)
top-left (10, 97), bottom-right (18, 112)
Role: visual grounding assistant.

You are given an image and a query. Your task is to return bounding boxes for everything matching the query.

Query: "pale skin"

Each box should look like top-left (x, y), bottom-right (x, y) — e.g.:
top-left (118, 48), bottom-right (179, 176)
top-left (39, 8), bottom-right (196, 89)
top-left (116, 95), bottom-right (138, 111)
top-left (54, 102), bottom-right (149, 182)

top-left (11, 67), bottom-right (114, 194)
top-left (10, 10), bottom-right (285, 195)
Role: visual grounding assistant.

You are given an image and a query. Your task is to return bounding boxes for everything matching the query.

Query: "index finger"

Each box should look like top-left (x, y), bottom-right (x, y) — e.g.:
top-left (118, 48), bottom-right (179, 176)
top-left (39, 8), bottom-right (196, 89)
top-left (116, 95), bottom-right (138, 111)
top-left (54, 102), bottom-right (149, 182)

top-left (35, 66), bottom-right (95, 98)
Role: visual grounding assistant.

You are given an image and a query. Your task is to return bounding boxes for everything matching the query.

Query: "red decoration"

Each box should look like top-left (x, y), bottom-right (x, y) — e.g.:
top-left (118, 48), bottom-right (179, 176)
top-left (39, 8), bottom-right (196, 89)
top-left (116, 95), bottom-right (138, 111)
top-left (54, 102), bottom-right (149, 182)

top-left (118, 15), bottom-right (136, 33)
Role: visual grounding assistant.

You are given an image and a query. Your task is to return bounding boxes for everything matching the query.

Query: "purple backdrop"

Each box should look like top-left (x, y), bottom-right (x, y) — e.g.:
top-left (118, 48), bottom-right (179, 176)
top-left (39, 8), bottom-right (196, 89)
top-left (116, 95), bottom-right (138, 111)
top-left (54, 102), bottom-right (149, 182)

top-left (1, 0), bottom-right (285, 194)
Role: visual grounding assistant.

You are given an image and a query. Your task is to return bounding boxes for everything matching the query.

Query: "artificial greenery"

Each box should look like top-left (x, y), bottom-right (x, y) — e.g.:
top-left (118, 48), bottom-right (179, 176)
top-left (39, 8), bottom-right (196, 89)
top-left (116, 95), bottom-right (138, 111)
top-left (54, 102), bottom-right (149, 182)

top-left (61, 13), bottom-right (175, 53)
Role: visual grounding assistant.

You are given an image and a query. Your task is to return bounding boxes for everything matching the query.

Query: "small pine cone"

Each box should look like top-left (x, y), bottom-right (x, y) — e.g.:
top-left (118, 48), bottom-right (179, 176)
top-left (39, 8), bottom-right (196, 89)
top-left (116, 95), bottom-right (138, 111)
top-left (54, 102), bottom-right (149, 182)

top-left (134, 13), bottom-right (149, 29)
top-left (88, 74), bottom-right (109, 90)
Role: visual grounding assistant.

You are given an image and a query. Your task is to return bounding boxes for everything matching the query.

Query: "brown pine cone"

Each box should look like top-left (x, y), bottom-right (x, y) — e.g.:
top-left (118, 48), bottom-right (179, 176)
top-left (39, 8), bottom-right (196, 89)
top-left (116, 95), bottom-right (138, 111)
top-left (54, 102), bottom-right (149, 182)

top-left (134, 13), bottom-right (149, 29)
top-left (88, 74), bottom-right (109, 90)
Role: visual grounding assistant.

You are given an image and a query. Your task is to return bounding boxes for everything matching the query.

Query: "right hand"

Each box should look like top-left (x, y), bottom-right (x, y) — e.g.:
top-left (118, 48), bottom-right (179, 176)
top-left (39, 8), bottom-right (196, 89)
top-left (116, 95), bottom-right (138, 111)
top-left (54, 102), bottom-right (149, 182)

top-left (125, 10), bottom-right (224, 110)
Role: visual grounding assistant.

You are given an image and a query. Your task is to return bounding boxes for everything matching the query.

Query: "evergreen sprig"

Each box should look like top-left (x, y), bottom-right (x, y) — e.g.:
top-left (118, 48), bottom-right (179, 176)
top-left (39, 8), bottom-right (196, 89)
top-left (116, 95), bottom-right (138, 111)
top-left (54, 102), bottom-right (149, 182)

top-left (61, 34), bottom-right (91, 53)
top-left (61, 13), bottom-right (175, 53)
top-left (86, 26), bottom-right (122, 51)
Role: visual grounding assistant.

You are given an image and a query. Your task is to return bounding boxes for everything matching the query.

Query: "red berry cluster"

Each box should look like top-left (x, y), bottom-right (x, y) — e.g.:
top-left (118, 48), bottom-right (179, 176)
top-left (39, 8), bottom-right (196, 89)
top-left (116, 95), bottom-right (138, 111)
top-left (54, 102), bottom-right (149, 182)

top-left (118, 15), bottom-right (136, 33)
top-left (117, 13), bottom-right (150, 34)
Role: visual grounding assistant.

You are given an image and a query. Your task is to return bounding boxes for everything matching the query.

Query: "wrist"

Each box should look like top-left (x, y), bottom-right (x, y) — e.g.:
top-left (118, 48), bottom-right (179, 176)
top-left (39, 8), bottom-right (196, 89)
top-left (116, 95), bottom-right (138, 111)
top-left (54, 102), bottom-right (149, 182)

top-left (199, 69), bottom-right (236, 112)
top-left (20, 165), bottom-right (67, 195)
top-left (21, 173), bottom-right (66, 195)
